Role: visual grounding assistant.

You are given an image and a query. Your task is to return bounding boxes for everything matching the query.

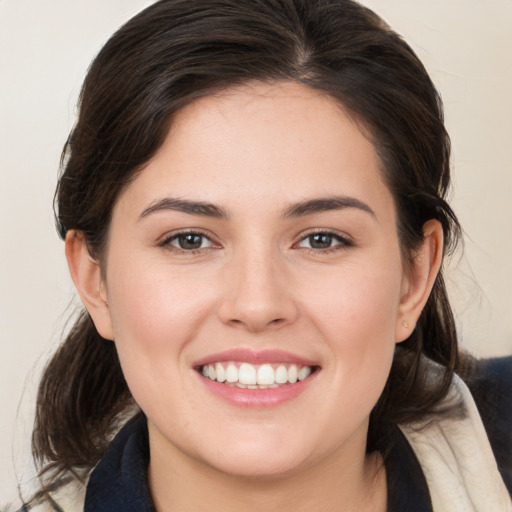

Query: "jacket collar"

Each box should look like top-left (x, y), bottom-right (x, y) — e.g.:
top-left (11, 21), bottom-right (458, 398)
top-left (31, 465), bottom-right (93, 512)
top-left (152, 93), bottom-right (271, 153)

top-left (85, 414), bottom-right (432, 512)
top-left (85, 415), bottom-right (155, 512)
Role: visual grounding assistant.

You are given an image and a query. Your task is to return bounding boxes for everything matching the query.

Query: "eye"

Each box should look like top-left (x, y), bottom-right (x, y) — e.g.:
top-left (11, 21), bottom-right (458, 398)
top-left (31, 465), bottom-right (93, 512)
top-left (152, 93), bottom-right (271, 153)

top-left (160, 231), bottom-right (215, 252)
top-left (296, 231), bottom-right (353, 252)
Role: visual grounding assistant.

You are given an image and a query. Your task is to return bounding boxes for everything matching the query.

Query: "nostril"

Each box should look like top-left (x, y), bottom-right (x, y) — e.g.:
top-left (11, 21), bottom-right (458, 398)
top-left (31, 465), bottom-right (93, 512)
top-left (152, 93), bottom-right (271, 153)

top-left (217, 293), bottom-right (299, 332)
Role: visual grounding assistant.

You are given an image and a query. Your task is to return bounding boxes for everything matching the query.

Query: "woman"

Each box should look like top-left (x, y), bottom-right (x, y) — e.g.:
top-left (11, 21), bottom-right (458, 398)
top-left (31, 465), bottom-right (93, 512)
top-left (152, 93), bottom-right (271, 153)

top-left (5, 0), bottom-right (511, 511)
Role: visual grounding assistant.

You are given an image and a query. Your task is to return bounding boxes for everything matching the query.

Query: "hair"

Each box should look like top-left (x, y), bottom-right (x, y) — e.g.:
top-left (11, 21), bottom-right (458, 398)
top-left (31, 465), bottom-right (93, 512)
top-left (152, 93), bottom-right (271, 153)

top-left (33, 0), bottom-right (464, 484)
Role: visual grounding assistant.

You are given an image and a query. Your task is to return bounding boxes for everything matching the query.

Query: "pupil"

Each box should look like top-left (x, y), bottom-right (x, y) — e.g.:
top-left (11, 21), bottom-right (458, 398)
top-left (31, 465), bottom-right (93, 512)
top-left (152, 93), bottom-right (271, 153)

top-left (179, 234), bottom-right (202, 249)
top-left (310, 234), bottom-right (332, 249)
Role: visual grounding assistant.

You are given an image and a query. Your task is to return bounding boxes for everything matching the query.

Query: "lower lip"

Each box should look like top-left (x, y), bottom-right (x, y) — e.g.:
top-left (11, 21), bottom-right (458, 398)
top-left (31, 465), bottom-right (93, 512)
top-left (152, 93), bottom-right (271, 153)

top-left (196, 371), bottom-right (319, 408)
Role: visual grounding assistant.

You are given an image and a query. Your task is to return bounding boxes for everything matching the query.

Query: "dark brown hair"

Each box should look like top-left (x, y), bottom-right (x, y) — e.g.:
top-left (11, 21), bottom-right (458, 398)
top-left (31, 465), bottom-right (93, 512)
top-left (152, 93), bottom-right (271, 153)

top-left (34, 0), bottom-right (462, 482)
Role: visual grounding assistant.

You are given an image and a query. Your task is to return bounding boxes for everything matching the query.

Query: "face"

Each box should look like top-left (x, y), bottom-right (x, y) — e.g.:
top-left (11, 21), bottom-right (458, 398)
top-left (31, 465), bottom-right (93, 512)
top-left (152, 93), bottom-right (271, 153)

top-left (97, 82), bottom-right (412, 478)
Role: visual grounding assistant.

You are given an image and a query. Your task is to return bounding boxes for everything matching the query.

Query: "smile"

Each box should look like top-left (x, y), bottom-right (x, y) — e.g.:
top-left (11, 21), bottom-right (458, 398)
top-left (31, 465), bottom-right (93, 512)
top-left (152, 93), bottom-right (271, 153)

top-left (199, 362), bottom-right (315, 388)
top-left (193, 349), bottom-right (320, 407)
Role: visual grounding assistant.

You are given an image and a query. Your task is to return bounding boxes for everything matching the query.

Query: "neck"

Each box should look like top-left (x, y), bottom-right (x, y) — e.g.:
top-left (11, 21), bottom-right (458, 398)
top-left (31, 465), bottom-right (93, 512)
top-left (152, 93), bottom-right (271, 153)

top-left (147, 431), bottom-right (387, 512)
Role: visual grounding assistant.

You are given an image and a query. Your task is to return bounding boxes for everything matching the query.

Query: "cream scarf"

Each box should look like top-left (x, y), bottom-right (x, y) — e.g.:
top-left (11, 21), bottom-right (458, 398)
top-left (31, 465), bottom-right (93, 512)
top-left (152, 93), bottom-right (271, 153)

top-left (400, 372), bottom-right (512, 512)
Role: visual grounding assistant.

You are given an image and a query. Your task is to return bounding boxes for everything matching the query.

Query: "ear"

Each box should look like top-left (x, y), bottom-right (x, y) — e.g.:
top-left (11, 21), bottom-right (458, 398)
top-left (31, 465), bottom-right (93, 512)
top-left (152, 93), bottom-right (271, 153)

top-left (65, 230), bottom-right (114, 340)
top-left (396, 219), bottom-right (444, 343)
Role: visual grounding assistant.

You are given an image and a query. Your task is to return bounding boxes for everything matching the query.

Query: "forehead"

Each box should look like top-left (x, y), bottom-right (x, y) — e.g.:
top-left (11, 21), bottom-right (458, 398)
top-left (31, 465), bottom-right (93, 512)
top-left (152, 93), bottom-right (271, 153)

top-left (114, 81), bottom-right (394, 221)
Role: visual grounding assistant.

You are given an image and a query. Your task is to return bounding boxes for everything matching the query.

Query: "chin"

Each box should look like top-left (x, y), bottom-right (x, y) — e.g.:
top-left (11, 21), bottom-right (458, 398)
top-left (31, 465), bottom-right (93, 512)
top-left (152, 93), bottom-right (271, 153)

top-left (204, 447), bottom-right (312, 480)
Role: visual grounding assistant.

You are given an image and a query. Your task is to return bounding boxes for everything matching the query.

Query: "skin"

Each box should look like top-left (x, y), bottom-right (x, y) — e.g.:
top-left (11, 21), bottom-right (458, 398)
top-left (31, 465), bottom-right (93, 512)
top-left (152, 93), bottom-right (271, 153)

top-left (67, 81), bottom-right (443, 512)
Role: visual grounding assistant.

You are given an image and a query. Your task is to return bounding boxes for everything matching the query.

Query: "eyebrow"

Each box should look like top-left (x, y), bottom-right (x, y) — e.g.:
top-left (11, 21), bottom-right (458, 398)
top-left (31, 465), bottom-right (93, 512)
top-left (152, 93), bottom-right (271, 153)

top-left (139, 198), bottom-right (230, 220)
top-left (138, 195), bottom-right (375, 221)
top-left (282, 196), bottom-right (376, 219)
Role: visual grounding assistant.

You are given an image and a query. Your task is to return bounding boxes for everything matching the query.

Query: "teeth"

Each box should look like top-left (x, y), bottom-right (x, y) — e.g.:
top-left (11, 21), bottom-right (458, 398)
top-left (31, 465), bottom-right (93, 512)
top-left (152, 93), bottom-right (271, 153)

top-left (215, 363), bottom-right (226, 383)
top-left (226, 364), bottom-right (238, 383)
top-left (239, 363), bottom-right (257, 385)
top-left (288, 365), bottom-right (298, 384)
top-left (257, 364), bottom-right (275, 385)
top-left (200, 361), bottom-right (315, 386)
top-left (275, 365), bottom-right (288, 384)
top-left (298, 366), bottom-right (312, 381)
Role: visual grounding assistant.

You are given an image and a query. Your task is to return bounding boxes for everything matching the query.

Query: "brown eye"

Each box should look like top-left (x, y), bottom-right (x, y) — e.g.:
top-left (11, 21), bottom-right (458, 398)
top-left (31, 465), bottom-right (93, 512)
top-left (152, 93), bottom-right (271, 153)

top-left (176, 234), bottom-right (205, 250)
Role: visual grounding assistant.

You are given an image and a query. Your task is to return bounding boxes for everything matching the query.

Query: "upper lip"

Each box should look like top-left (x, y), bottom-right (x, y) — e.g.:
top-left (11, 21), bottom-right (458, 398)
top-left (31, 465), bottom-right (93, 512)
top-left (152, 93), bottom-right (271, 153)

top-left (192, 348), bottom-right (319, 368)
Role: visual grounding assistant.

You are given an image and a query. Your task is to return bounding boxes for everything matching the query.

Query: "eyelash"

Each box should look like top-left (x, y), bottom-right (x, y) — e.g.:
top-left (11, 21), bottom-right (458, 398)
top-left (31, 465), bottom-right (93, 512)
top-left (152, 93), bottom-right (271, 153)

top-left (294, 229), bottom-right (355, 254)
top-left (158, 229), bottom-right (354, 255)
top-left (158, 229), bottom-right (218, 254)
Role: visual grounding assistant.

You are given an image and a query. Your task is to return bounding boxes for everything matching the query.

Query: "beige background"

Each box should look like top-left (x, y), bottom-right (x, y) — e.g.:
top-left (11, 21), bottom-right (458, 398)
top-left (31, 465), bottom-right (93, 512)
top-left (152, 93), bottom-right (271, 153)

top-left (1, 0), bottom-right (511, 500)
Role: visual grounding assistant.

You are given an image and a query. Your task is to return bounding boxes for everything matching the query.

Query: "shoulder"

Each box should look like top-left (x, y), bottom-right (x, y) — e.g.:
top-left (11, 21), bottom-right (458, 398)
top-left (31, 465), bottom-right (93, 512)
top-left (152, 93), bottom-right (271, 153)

top-left (2, 477), bottom-right (86, 512)
top-left (464, 355), bottom-right (512, 494)
top-left (465, 355), bottom-right (512, 400)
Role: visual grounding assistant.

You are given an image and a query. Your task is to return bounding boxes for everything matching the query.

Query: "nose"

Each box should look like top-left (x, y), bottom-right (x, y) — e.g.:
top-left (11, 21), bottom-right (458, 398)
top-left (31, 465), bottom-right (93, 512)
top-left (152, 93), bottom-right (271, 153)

top-left (217, 247), bottom-right (299, 333)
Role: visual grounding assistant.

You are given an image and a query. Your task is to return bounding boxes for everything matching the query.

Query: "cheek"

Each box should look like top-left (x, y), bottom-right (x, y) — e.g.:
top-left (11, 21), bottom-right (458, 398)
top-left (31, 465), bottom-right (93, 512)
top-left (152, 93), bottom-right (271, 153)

top-left (306, 258), bottom-right (403, 340)
top-left (106, 259), bottom-right (213, 347)
top-left (303, 258), bottom-right (403, 397)
top-left (104, 259), bottom-right (218, 403)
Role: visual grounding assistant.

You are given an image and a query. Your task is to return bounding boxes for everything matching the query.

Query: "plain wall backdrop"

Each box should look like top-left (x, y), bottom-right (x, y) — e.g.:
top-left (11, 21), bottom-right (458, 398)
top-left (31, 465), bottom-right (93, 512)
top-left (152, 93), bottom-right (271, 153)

top-left (1, 0), bottom-right (511, 500)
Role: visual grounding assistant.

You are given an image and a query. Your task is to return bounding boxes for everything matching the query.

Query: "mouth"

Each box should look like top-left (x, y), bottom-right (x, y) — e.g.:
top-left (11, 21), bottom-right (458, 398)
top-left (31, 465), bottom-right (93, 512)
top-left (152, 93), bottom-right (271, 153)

top-left (197, 362), bottom-right (319, 389)
top-left (192, 349), bottom-right (320, 407)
